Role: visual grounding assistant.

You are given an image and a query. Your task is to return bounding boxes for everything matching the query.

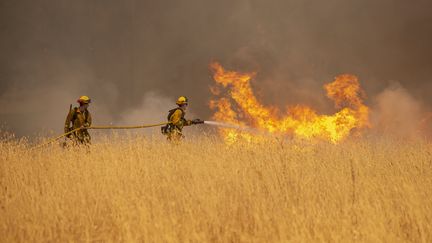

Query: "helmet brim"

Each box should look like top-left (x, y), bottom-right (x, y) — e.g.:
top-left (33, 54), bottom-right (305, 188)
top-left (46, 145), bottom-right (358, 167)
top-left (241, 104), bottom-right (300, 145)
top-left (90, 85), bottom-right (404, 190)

top-left (78, 99), bottom-right (91, 104)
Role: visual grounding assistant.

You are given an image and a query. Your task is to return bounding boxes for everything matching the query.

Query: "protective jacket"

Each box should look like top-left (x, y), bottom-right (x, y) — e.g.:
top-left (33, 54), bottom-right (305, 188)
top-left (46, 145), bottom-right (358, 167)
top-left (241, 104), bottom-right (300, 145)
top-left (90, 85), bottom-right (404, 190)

top-left (64, 107), bottom-right (92, 144)
top-left (169, 108), bottom-right (192, 129)
top-left (163, 107), bottom-right (192, 141)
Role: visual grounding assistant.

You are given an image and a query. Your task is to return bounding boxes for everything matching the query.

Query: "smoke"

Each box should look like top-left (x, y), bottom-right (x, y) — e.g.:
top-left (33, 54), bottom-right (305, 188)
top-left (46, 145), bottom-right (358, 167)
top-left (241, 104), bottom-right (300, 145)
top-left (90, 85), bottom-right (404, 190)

top-left (117, 92), bottom-right (173, 126)
top-left (115, 92), bottom-right (184, 136)
top-left (1, 0), bottom-right (432, 137)
top-left (371, 83), bottom-right (425, 138)
top-left (0, 69), bottom-right (95, 136)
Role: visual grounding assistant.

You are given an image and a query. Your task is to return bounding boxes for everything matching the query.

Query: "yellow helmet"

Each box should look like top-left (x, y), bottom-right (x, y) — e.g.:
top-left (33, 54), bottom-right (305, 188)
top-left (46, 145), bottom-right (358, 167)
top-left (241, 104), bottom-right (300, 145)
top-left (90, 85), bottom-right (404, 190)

top-left (77, 95), bottom-right (91, 104)
top-left (176, 96), bottom-right (188, 105)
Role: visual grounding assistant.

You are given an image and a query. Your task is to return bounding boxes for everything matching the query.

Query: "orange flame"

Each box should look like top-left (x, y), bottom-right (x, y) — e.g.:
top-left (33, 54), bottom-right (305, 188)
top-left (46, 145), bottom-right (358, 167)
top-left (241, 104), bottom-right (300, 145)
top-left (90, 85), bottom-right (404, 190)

top-left (209, 62), bottom-right (370, 143)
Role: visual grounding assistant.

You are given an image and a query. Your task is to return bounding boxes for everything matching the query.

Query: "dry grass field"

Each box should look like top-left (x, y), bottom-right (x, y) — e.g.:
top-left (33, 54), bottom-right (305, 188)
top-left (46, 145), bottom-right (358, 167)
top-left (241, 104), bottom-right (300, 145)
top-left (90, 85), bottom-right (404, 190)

top-left (1, 133), bottom-right (431, 242)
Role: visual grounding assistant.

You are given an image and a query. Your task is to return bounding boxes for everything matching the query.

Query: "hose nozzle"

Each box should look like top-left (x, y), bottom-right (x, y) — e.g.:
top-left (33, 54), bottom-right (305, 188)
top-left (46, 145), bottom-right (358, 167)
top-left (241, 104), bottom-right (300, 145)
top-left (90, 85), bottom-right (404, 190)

top-left (192, 119), bottom-right (205, 125)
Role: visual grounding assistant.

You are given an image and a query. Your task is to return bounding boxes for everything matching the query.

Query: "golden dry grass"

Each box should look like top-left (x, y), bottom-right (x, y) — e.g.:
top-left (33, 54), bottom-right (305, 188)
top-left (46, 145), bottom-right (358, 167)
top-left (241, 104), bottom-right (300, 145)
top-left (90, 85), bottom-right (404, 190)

top-left (1, 133), bottom-right (431, 242)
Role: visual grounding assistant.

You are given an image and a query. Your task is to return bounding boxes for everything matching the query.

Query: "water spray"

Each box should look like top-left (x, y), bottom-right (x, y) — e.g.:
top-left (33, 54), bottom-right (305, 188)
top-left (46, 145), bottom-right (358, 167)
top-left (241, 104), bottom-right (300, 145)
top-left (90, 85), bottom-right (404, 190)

top-left (203, 121), bottom-right (270, 135)
top-left (204, 121), bottom-right (250, 130)
top-left (203, 121), bottom-right (284, 137)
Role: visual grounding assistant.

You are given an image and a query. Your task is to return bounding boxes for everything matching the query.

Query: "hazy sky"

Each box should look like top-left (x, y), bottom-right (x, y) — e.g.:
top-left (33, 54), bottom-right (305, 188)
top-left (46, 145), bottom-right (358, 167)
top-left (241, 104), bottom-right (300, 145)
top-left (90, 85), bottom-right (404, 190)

top-left (1, 0), bottom-right (431, 136)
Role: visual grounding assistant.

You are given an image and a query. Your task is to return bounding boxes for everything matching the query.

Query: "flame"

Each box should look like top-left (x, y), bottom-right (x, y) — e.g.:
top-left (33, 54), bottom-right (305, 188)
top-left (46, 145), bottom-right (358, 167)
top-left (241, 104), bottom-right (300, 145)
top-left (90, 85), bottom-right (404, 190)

top-left (209, 62), bottom-right (370, 143)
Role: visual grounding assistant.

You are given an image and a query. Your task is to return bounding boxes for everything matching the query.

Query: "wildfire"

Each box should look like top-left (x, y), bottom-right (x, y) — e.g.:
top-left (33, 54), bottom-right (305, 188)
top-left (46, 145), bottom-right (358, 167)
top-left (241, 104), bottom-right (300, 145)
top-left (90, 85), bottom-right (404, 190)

top-left (209, 62), bottom-right (370, 143)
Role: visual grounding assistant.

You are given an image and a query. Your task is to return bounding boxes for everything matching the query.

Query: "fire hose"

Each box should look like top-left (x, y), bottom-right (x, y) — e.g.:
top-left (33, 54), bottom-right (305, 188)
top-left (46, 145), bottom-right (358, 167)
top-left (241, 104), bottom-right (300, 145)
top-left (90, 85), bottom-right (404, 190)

top-left (32, 122), bottom-right (169, 150)
top-left (30, 120), bottom-right (243, 150)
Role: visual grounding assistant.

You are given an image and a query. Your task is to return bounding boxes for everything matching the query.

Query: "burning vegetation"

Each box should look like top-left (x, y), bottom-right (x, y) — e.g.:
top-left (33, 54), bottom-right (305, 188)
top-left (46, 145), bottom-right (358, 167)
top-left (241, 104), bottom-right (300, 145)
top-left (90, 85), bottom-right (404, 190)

top-left (209, 62), bottom-right (370, 143)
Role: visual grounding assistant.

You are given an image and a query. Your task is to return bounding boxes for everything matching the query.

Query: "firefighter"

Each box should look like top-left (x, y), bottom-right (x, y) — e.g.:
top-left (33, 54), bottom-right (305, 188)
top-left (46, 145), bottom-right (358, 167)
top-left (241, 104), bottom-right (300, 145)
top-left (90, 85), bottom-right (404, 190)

top-left (64, 96), bottom-right (92, 145)
top-left (161, 96), bottom-right (203, 142)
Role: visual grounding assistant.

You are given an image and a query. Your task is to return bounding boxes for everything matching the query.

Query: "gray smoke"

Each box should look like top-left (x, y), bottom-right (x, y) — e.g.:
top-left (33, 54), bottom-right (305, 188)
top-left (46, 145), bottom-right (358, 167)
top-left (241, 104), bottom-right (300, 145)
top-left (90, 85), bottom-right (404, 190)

top-left (1, 0), bottom-right (432, 137)
top-left (371, 83), bottom-right (427, 138)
